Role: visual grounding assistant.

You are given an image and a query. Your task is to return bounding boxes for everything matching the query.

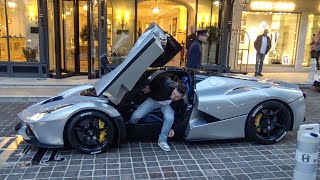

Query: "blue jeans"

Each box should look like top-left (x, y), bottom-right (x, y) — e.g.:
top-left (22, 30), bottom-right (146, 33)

top-left (129, 98), bottom-right (175, 142)
top-left (255, 52), bottom-right (266, 74)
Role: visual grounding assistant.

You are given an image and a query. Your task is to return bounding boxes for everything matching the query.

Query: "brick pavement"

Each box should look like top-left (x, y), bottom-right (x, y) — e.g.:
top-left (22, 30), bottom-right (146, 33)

top-left (0, 88), bottom-right (319, 180)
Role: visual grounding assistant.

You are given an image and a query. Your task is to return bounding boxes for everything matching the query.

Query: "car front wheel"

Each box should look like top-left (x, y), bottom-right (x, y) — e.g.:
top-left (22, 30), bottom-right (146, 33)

top-left (67, 111), bottom-right (114, 154)
top-left (245, 101), bottom-right (292, 144)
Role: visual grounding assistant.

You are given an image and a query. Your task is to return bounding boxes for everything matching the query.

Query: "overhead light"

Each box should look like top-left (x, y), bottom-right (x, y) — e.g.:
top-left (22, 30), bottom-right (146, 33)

top-left (83, 5), bottom-right (88, 11)
top-left (8, 1), bottom-right (16, 8)
top-left (152, 7), bottom-right (160, 14)
top-left (213, 0), bottom-right (220, 6)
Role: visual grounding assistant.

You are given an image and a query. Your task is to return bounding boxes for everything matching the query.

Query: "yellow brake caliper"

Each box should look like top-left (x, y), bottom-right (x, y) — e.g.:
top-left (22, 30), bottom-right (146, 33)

top-left (255, 113), bottom-right (263, 133)
top-left (99, 120), bottom-right (107, 142)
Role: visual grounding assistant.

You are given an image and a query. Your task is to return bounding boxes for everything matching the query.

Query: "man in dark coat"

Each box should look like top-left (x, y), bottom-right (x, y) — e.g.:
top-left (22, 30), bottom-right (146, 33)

top-left (254, 29), bottom-right (271, 76)
top-left (186, 29), bottom-right (209, 69)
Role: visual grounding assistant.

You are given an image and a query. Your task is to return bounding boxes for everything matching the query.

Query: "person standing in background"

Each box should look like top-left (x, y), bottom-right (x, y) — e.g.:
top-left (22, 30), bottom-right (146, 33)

top-left (254, 29), bottom-right (271, 76)
top-left (310, 33), bottom-right (317, 59)
top-left (186, 29), bottom-right (209, 69)
top-left (314, 32), bottom-right (320, 70)
top-left (186, 26), bottom-right (196, 52)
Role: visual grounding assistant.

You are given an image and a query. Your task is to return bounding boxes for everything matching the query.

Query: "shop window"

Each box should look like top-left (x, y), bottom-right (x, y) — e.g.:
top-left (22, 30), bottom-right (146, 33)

top-left (303, 14), bottom-right (320, 67)
top-left (198, 0), bottom-right (220, 66)
top-left (47, 0), bottom-right (56, 74)
top-left (0, 0), bottom-right (8, 61)
top-left (137, 0), bottom-right (189, 67)
top-left (240, 12), bottom-right (300, 66)
top-left (7, 0), bottom-right (39, 63)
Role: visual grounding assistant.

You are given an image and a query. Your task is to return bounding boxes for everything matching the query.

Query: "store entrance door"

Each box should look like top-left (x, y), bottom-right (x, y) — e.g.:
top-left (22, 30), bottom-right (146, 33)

top-left (49, 0), bottom-right (105, 79)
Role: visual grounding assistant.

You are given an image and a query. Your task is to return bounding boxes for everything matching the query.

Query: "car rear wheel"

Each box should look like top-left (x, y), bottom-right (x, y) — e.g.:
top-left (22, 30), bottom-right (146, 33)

top-left (245, 101), bottom-right (291, 144)
top-left (67, 111), bottom-right (114, 154)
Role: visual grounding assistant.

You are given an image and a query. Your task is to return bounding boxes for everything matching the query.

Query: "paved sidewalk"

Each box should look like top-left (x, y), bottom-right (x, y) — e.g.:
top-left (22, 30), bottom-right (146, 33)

top-left (0, 72), bottom-right (314, 102)
top-left (0, 76), bottom-right (98, 102)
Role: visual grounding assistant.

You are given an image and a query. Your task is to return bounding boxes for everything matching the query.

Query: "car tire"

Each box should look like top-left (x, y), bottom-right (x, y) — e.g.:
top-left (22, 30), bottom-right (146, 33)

top-left (245, 100), bottom-right (291, 145)
top-left (67, 111), bottom-right (114, 154)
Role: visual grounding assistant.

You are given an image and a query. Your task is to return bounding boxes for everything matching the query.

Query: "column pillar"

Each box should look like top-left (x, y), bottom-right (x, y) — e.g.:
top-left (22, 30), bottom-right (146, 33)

top-left (295, 13), bottom-right (308, 69)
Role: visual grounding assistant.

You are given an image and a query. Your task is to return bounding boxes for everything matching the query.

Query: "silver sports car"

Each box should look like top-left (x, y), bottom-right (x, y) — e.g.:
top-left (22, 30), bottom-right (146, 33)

top-left (15, 23), bottom-right (306, 154)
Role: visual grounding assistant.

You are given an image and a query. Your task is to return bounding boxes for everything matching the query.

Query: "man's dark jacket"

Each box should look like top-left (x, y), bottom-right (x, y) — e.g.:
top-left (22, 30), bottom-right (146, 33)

top-left (146, 76), bottom-right (188, 132)
top-left (186, 33), bottom-right (196, 51)
top-left (147, 76), bottom-right (187, 113)
top-left (186, 39), bottom-right (202, 68)
top-left (254, 35), bottom-right (271, 54)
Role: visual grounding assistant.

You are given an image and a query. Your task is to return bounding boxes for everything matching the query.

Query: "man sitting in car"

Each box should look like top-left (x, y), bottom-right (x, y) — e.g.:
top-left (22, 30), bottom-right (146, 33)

top-left (128, 75), bottom-right (188, 151)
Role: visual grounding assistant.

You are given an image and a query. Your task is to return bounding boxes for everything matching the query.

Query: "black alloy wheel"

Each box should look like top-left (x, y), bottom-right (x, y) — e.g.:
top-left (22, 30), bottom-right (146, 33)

top-left (67, 111), bottom-right (114, 154)
top-left (245, 100), bottom-right (292, 144)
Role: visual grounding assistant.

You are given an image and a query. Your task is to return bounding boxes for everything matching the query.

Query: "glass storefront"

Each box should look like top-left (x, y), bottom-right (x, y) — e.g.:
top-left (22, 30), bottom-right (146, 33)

top-left (0, 0), bottom-right (8, 61)
top-left (136, 0), bottom-right (220, 67)
top-left (0, 0), bottom-right (39, 62)
top-left (0, 0), bottom-right (220, 78)
top-left (62, 0), bottom-right (75, 74)
top-left (198, 0), bottom-right (220, 65)
top-left (239, 11), bottom-right (300, 67)
top-left (48, 0), bottom-right (56, 74)
top-left (303, 14), bottom-right (320, 67)
top-left (138, 0), bottom-right (189, 67)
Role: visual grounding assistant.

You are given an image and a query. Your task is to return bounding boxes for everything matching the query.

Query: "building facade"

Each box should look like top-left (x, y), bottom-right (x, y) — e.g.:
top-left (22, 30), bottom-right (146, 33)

top-left (230, 0), bottom-right (320, 73)
top-left (0, 0), bottom-right (220, 79)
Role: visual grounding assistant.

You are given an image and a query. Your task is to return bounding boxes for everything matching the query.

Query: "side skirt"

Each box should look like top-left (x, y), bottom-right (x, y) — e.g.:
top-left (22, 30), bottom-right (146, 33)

top-left (184, 114), bottom-right (248, 140)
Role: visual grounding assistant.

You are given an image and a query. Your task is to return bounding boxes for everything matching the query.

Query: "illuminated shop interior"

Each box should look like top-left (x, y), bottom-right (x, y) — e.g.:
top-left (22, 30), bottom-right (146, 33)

top-left (0, 0), bottom-right (220, 78)
top-left (0, 0), bottom-right (39, 62)
top-left (239, 11), bottom-right (299, 66)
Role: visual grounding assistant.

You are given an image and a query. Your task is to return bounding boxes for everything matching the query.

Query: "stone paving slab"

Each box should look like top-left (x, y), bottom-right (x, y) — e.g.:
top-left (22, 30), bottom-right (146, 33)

top-left (0, 88), bottom-right (319, 180)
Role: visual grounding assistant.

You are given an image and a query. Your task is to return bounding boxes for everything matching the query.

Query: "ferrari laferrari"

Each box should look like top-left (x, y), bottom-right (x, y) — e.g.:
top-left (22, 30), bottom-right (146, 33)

top-left (16, 23), bottom-right (306, 154)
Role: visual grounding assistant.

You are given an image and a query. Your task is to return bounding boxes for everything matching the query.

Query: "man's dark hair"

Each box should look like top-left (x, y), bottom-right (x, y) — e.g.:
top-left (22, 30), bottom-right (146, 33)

top-left (176, 83), bottom-right (187, 95)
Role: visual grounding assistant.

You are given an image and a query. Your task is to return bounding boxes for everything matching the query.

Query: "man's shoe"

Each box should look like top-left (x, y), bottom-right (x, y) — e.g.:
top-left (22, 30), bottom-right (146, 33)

top-left (258, 73), bottom-right (263, 76)
top-left (254, 73), bottom-right (258, 77)
top-left (158, 140), bottom-right (171, 152)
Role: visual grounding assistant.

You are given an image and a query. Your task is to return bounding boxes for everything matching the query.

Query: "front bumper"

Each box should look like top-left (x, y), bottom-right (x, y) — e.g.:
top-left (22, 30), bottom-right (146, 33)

top-left (15, 122), bottom-right (62, 148)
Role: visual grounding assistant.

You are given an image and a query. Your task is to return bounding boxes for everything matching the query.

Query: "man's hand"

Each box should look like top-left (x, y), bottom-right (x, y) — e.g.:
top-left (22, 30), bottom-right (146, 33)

top-left (141, 85), bottom-right (151, 94)
top-left (168, 129), bottom-right (175, 138)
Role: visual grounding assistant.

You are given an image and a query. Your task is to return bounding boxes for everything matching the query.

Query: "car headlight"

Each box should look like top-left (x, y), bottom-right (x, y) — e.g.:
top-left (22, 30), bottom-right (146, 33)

top-left (27, 104), bottom-right (73, 121)
top-left (29, 112), bottom-right (48, 121)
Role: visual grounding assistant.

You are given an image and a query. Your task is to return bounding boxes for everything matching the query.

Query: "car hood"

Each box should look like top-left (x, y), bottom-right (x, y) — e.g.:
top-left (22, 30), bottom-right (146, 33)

top-left (18, 85), bottom-right (101, 120)
top-left (94, 23), bottom-right (182, 105)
